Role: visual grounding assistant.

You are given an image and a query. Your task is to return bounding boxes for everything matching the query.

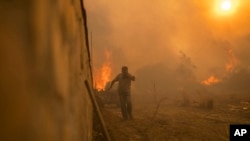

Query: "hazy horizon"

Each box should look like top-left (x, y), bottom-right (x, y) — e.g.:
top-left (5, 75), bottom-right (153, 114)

top-left (85, 0), bottom-right (250, 93)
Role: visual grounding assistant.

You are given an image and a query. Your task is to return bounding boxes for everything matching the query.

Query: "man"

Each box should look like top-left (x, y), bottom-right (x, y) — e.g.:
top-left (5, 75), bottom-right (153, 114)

top-left (109, 66), bottom-right (135, 120)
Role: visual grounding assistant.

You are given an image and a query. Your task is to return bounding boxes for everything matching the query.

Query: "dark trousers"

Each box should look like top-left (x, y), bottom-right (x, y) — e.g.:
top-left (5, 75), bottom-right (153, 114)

top-left (119, 91), bottom-right (133, 119)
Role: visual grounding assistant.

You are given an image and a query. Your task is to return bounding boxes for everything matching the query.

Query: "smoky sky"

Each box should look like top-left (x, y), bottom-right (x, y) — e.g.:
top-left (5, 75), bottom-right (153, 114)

top-left (85, 0), bottom-right (250, 92)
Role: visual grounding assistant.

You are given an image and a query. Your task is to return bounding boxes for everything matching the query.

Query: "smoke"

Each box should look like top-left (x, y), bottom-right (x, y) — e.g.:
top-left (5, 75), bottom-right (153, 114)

top-left (134, 51), bottom-right (203, 101)
top-left (85, 0), bottom-right (250, 93)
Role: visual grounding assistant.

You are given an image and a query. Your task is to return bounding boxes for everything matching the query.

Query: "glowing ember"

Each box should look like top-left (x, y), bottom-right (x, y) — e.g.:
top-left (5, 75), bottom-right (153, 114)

top-left (94, 51), bottom-right (112, 91)
top-left (202, 75), bottom-right (220, 86)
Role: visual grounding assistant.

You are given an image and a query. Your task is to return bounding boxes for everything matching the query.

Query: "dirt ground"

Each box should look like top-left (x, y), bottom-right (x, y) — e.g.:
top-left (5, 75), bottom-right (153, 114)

top-left (97, 92), bottom-right (250, 141)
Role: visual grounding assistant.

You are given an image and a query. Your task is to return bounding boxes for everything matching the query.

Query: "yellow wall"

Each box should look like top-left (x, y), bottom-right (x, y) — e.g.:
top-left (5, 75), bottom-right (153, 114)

top-left (0, 0), bottom-right (93, 141)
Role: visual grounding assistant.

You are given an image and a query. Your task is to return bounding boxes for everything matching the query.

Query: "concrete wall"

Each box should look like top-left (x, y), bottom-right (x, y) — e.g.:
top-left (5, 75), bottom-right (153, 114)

top-left (0, 0), bottom-right (93, 141)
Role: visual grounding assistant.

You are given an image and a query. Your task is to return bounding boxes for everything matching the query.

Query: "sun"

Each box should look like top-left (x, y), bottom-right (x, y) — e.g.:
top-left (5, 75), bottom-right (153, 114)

top-left (214, 0), bottom-right (239, 16)
top-left (221, 0), bottom-right (232, 11)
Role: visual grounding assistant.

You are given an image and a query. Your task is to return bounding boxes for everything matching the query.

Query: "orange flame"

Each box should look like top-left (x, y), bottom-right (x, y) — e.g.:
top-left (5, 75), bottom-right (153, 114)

top-left (94, 51), bottom-right (112, 91)
top-left (201, 75), bottom-right (220, 86)
top-left (202, 48), bottom-right (238, 86)
top-left (225, 48), bottom-right (238, 72)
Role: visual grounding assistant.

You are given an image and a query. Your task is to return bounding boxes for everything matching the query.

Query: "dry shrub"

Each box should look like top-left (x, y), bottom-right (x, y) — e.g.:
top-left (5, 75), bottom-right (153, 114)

top-left (199, 98), bottom-right (214, 110)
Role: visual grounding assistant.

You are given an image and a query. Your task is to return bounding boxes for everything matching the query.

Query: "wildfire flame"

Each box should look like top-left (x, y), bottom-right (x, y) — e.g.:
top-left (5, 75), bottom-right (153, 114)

top-left (225, 48), bottom-right (238, 72)
top-left (201, 75), bottom-right (220, 86)
top-left (94, 51), bottom-right (112, 91)
top-left (202, 48), bottom-right (238, 86)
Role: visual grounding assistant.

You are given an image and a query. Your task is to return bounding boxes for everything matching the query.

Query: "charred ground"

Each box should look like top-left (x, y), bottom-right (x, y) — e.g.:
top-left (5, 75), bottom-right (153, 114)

top-left (95, 90), bottom-right (250, 141)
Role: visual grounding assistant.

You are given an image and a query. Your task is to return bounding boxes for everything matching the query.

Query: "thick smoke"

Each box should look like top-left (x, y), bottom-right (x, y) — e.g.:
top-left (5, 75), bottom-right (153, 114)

top-left (85, 0), bottom-right (250, 94)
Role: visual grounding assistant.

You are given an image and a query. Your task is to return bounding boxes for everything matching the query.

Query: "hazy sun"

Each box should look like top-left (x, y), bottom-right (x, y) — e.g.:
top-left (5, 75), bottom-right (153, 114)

top-left (221, 0), bottom-right (232, 11)
top-left (214, 0), bottom-right (239, 16)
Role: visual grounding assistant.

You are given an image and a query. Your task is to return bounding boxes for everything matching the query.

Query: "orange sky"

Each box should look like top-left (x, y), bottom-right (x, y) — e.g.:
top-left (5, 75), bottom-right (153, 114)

top-left (85, 0), bottom-right (250, 89)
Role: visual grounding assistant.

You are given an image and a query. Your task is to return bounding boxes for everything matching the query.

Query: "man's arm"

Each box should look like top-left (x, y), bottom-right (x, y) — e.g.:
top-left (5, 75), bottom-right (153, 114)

top-left (109, 80), bottom-right (116, 89)
top-left (108, 74), bottom-right (119, 90)
top-left (129, 73), bottom-right (135, 81)
top-left (131, 75), bottom-right (135, 81)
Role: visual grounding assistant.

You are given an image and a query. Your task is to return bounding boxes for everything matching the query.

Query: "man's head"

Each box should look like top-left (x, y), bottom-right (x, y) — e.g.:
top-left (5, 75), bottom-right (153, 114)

top-left (121, 66), bottom-right (128, 74)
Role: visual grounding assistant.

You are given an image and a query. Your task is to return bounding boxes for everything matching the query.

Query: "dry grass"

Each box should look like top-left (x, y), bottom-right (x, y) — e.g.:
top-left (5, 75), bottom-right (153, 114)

top-left (100, 92), bottom-right (250, 141)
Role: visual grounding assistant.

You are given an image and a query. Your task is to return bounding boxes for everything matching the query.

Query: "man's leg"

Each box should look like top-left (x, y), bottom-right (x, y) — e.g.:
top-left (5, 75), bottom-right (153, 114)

top-left (126, 94), bottom-right (133, 119)
top-left (119, 93), bottom-right (128, 120)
